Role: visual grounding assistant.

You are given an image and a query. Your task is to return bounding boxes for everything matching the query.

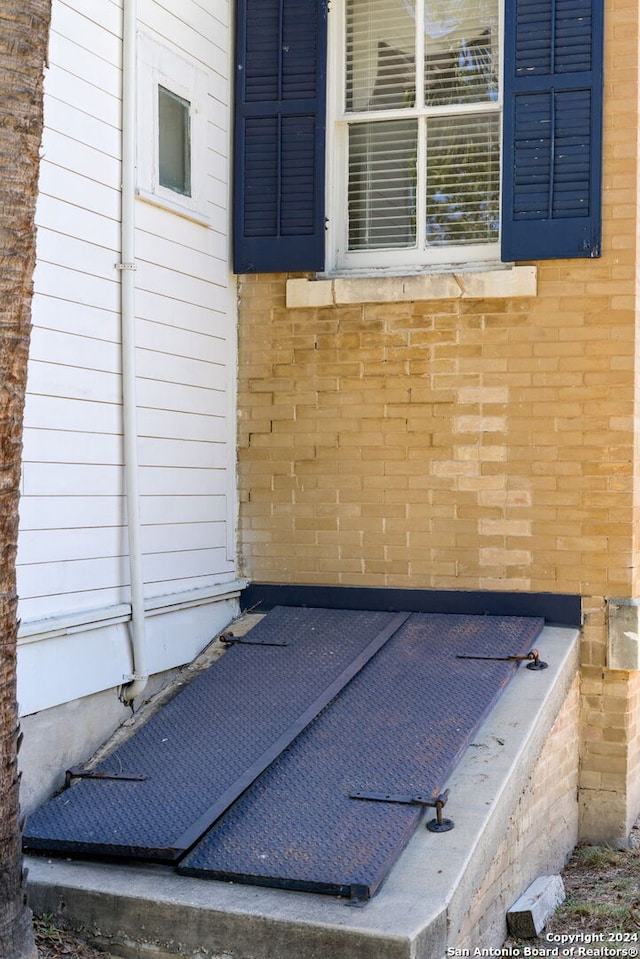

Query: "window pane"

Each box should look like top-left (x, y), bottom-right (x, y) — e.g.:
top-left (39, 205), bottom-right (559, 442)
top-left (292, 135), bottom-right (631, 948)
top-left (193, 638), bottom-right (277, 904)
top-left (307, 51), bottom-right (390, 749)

top-left (425, 113), bottom-right (500, 246)
top-left (158, 85), bottom-right (191, 196)
top-left (348, 119), bottom-right (417, 250)
top-left (346, 0), bottom-right (415, 112)
top-left (423, 0), bottom-right (499, 105)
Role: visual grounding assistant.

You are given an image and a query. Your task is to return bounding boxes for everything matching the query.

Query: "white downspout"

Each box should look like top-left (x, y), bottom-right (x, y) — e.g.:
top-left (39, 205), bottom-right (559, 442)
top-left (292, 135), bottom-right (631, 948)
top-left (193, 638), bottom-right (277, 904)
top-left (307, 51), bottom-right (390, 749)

top-left (119, 0), bottom-right (148, 703)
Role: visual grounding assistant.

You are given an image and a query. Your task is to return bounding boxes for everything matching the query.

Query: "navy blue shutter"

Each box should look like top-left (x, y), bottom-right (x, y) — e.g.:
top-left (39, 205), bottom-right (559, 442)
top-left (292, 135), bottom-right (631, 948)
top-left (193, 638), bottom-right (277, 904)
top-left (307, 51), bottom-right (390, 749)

top-left (233, 0), bottom-right (327, 274)
top-left (501, 0), bottom-right (604, 261)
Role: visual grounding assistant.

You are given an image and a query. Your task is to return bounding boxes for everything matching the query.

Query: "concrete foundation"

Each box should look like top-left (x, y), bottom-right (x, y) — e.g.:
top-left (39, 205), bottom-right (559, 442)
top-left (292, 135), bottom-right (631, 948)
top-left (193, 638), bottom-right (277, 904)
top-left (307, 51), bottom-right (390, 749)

top-left (19, 669), bottom-right (179, 816)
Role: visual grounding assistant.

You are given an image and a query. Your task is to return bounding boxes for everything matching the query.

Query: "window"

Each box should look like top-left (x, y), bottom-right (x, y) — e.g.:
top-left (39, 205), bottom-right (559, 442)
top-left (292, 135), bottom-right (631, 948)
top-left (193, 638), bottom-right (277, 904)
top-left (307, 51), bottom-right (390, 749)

top-left (233, 0), bottom-right (603, 276)
top-left (158, 85), bottom-right (192, 197)
top-left (331, 0), bottom-right (501, 271)
top-left (137, 34), bottom-right (209, 223)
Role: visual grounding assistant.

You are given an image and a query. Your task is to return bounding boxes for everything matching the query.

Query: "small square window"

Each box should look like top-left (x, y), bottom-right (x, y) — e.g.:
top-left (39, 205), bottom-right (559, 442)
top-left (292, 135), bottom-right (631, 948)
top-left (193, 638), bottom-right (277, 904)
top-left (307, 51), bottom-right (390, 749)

top-left (137, 33), bottom-right (209, 223)
top-left (158, 85), bottom-right (191, 197)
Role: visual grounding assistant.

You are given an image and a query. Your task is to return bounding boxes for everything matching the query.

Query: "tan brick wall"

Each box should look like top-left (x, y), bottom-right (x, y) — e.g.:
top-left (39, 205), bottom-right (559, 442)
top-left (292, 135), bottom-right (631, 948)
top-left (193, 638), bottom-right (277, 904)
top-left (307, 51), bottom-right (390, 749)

top-left (237, 0), bottom-right (640, 841)
top-left (580, 666), bottom-right (640, 842)
top-left (239, 281), bottom-right (635, 592)
top-left (453, 677), bottom-right (580, 951)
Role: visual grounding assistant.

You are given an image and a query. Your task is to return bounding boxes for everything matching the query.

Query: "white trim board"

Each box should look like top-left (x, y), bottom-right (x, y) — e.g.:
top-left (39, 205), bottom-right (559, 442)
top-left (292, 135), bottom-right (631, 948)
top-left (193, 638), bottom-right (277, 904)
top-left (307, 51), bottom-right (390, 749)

top-left (17, 581), bottom-right (245, 716)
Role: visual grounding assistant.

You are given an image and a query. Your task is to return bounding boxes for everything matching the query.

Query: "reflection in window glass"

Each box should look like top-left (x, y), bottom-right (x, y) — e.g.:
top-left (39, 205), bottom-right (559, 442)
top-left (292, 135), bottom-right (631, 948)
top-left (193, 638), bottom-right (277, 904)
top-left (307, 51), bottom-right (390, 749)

top-left (158, 85), bottom-right (191, 196)
top-left (425, 113), bottom-right (500, 246)
top-left (424, 0), bottom-right (498, 105)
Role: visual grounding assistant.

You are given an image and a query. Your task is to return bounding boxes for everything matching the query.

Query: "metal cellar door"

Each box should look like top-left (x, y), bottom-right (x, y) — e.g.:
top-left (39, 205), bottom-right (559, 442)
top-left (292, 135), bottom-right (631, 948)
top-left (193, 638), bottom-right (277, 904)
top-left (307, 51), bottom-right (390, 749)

top-left (24, 606), bottom-right (544, 900)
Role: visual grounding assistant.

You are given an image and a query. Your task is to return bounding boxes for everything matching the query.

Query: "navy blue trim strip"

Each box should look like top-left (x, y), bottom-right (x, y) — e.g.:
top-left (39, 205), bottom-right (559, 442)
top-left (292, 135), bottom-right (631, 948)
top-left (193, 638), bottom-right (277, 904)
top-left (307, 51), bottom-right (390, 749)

top-left (241, 583), bottom-right (582, 627)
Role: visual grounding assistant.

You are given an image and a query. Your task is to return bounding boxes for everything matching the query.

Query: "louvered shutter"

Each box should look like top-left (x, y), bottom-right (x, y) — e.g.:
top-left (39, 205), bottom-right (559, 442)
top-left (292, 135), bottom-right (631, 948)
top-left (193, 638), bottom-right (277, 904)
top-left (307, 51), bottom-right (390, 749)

top-left (233, 0), bottom-right (327, 274)
top-left (501, 0), bottom-right (604, 261)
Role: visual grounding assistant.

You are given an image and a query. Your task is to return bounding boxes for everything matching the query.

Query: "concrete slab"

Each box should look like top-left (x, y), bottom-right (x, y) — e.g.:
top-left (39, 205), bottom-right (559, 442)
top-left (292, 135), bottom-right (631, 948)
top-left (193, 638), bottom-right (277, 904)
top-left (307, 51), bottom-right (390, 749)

top-left (26, 624), bottom-right (579, 959)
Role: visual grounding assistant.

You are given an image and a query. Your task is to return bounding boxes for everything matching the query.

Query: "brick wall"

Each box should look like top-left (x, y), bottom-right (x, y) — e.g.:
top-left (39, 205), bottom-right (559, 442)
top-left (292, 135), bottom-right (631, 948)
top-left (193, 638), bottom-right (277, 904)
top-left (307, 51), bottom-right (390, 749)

top-left (236, 0), bottom-right (640, 841)
top-left (239, 278), bottom-right (635, 594)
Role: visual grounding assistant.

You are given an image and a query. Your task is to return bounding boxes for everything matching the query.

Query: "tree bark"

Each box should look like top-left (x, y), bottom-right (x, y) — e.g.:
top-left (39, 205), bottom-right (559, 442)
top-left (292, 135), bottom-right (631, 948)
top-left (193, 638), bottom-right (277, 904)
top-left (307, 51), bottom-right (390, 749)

top-left (0, 2), bottom-right (51, 957)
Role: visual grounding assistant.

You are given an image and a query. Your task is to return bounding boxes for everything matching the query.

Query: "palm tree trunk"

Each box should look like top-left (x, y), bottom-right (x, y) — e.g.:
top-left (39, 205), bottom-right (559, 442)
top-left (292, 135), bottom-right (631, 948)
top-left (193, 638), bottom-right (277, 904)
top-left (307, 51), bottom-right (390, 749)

top-left (0, 2), bottom-right (52, 957)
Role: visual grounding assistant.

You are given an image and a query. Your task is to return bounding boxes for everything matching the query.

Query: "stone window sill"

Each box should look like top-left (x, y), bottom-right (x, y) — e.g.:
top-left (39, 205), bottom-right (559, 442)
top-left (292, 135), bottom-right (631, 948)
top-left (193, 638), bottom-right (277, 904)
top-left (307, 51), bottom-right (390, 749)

top-left (286, 265), bottom-right (537, 308)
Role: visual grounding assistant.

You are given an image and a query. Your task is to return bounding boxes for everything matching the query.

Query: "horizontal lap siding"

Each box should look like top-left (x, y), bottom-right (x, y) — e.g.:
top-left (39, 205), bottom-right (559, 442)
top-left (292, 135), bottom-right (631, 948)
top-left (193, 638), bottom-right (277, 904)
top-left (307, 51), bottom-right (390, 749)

top-left (18, 0), bottom-right (236, 625)
top-left (18, 0), bottom-right (124, 622)
top-left (140, 0), bottom-right (234, 590)
top-left (135, 0), bottom-right (235, 595)
top-left (134, 227), bottom-right (232, 592)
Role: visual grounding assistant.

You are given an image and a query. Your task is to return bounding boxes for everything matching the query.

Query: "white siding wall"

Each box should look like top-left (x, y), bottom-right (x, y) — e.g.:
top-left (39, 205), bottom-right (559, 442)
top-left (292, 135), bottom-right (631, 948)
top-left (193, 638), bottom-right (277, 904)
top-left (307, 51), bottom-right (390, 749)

top-left (17, 0), bottom-right (240, 716)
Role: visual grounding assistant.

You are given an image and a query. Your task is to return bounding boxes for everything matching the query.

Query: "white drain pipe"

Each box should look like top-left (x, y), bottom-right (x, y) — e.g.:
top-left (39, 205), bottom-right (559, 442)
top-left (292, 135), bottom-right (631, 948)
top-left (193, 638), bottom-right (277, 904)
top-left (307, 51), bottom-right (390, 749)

top-left (119, 0), bottom-right (148, 703)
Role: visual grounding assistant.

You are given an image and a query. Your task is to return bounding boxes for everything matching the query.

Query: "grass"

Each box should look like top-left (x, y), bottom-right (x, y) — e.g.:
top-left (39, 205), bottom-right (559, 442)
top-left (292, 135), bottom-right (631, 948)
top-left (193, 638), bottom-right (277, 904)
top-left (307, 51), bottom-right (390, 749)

top-left (505, 835), bottom-right (640, 955)
top-left (33, 913), bottom-right (116, 958)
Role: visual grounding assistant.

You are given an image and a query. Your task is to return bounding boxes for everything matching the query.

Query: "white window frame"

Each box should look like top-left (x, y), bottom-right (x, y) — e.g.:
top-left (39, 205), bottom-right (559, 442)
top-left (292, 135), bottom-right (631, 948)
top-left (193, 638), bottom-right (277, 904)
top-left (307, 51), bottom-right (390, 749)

top-left (325, 0), bottom-right (504, 276)
top-left (137, 33), bottom-right (209, 224)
